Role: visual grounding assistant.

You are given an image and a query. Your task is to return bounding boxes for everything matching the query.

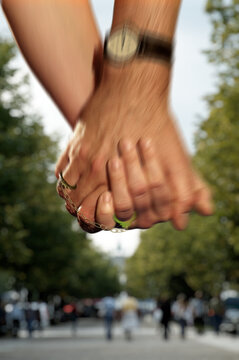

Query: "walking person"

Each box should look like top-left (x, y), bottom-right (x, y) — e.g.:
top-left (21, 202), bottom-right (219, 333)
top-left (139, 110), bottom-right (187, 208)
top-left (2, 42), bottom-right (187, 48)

top-left (209, 296), bottom-right (225, 335)
top-left (160, 297), bottom-right (171, 340)
top-left (102, 296), bottom-right (115, 341)
top-left (191, 291), bottom-right (206, 334)
top-left (121, 295), bottom-right (139, 341)
top-left (172, 294), bottom-right (191, 339)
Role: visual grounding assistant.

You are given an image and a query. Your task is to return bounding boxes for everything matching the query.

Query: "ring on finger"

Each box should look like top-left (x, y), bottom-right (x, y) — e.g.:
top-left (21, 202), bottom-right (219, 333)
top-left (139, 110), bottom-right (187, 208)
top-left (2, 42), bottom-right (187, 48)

top-left (59, 171), bottom-right (77, 190)
top-left (113, 212), bottom-right (137, 229)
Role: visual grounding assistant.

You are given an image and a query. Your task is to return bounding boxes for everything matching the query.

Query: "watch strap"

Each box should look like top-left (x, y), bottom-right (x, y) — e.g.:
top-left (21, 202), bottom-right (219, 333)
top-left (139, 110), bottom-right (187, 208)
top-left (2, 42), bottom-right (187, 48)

top-left (138, 34), bottom-right (173, 63)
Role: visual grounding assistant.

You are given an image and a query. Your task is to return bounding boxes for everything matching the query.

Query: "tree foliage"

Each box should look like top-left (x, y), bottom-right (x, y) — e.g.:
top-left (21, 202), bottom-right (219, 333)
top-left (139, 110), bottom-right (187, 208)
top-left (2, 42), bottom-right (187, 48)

top-left (126, 0), bottom-right (239, 298)
top-left (0, 39), bottom-right (120, 299)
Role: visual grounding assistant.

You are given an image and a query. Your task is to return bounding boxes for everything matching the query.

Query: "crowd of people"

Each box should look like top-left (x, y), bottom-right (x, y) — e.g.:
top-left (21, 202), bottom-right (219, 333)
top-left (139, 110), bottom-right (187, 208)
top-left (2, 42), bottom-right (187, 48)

top-left (0, 300), bottom-right (49, 338)
top-left (155, 291), bottom-right (226, 340)
top-left (0, 291), bottom-right (235, 340)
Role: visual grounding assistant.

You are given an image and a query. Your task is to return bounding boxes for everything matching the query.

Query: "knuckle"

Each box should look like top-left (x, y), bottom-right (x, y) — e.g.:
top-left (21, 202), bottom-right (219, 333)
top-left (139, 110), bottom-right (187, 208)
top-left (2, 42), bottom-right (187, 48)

top-left (115, 204), bottom-right (133, 220)
top-left (143, 144), bottom-right (155, 158)
top-left (176, 196), bottom-right (193, 212)
top-left (158, 210), bottom-right (171, 222)
top-left (149, 181), bottom-right (165, 194)
top-left (130, 184), bottom-right (148, 199)
top-left (125, 151), bottom-right (137, 164)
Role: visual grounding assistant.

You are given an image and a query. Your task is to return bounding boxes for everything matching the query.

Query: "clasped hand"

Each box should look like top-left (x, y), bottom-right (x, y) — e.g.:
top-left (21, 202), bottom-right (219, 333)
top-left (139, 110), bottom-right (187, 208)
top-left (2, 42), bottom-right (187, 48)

top-left (56, 61), bottom-right (213, 232)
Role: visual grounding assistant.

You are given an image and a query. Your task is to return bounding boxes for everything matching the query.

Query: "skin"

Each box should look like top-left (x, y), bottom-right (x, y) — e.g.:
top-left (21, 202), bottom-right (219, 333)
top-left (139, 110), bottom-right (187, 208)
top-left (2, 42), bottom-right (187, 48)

top-left (2, 0), bottom-right (213, 232)
top-left (2, 0), bottom-right (102, 126)
top-left (55, 0), bottom-right (213, 230)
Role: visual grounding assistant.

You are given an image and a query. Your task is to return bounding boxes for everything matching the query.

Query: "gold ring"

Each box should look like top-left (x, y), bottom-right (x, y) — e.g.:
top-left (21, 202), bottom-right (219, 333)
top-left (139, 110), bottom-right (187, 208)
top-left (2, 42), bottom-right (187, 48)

top-left (59, 172), bottom-right (77, 190)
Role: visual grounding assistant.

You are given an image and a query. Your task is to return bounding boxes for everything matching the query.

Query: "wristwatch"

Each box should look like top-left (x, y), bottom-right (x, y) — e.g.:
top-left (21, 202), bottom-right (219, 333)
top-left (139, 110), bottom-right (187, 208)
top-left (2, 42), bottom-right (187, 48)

top-left (104, 24), bottom-right (173, 65)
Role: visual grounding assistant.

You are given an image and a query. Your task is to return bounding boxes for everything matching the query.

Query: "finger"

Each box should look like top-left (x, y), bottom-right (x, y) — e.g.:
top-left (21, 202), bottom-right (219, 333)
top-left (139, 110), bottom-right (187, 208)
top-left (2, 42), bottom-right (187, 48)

top-left (138, 138), bottom-right (172, 221)
top-left (62, 142), bottom-right (89, 187)
top-left (168, 168), bottom-right (194, 231)
top-left (171, 212), bottom-right (189, 231)
top-left (77, 185), bottom-right (107, 233)
top-left (96, 191), bottom-right (115, 230)
top-left (74, 153), bottom-right (107, 205)
top-left (133, 209), bottom-right (157, 229)
top-left (193, 173), bottom-right (213, 216)
top-left (55, 144), bottom-right (70, 178)
top-left (62, 155), bottom-right (82, 188)
top-left (119, 138), bottom-right (151, 213)
top-left (108, 156), bottom-right (134, 221)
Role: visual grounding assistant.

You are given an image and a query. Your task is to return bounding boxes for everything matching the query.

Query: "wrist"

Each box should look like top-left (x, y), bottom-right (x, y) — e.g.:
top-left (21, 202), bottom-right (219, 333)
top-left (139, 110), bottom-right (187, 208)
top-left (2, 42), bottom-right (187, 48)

top-left (102, 58), bottom-right (171, 95)
top-left (112, 0), bottom-right (181, 40)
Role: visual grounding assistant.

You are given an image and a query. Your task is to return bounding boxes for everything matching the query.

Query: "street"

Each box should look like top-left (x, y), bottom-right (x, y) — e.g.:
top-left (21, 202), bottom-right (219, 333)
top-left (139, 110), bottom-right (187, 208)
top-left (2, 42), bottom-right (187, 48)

top-left (0, 320), bottom-right (238, 360)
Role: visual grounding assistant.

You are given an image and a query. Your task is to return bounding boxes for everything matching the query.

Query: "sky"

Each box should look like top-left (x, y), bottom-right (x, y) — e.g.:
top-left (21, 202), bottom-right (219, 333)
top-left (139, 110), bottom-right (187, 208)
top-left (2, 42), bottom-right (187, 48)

top-left (0, 0), bottom-right (216, 257)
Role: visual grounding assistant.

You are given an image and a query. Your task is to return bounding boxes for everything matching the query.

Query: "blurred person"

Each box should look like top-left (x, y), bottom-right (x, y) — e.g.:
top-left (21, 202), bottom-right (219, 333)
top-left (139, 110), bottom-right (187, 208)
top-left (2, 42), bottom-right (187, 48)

top-left (121, 295), bottom-right (139, 341)
top-left (24, 302), bottom-right (35, 338)
top-left (70, 303), bottom-right (78, 336)
top-left (32, 302), bottom-right (41, 331)
top-left (172, 294), bottom-right (191, 339)
top-left (1, 0), bottom-right (213, 234)
top-left (190, 290), bottom-right (206, 334)
top-left (159, 296), bottom-right (171, 340)
top-left (102, 295), bottom-right (115, 340)
top-left (153, 302), bottom-right (163, 329)
top-left (209, 296), bottom-right (225, 335)
top-left (0, 301), bottom-right (7, 337)
top-left (38, 301), bottom-right (49, 329)
top-left (9, 302), bottom-right (24, 338)
top-left (63, 303), bottom-right (78, 336)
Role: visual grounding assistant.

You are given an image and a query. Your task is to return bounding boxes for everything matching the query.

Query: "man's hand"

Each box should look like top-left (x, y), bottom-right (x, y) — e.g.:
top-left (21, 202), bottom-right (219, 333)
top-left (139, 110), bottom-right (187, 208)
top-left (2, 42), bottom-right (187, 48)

top-left (56, 60), bottom-right (213, 232)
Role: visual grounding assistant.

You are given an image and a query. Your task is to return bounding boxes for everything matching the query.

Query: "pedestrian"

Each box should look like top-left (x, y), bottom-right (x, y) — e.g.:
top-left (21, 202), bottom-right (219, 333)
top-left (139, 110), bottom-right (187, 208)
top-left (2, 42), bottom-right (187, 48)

top-left (10, 302), bottom-right (24, 338)
top-left (102, 296), bottom-right (115, 340)
top-left (24, 303), bottom-right (35, 338)
top-left (209, 296), bottom-right (225, 335)
top-left (159, 297), bottom-right (171, 340)
top-left (0, 301), bottom-right (6, 336)
top-left (172, 294), bottom-right (191, 339)
top-left (121, 296), bottom-right (139, 341)
top-left (191, 291), bottom-right (206, 334)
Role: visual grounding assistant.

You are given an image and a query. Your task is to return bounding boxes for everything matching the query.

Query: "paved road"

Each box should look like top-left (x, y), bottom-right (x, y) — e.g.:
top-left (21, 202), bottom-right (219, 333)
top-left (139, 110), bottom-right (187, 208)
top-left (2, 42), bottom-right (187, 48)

top-left (0, 320), bottom-right (238, 360)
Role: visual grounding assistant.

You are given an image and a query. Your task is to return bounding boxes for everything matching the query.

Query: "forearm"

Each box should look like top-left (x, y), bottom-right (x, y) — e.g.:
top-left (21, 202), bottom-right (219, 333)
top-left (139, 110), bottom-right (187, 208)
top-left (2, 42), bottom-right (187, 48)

top-left (2, 0), bottom-right (101, 128)
top-left (112, 0), bottom-right (181, 39)
top-left (105, 0), bottom-right (181, 84)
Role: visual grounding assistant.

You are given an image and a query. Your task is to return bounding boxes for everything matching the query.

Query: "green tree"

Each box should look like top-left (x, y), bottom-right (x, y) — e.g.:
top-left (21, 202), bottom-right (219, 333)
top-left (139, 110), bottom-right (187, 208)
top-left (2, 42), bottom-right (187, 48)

top-left (126, 0), bottom-right (239, 298)
top-left (0, 39), bottom-right (120, 299)
top-left (195, 0), bottom-right (239, 281)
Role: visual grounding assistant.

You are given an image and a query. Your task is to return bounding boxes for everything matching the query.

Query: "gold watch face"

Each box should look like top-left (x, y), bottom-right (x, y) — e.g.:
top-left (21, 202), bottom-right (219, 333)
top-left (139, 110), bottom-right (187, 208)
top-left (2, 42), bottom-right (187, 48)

top-left (107, 27), bottom-right (139, 62)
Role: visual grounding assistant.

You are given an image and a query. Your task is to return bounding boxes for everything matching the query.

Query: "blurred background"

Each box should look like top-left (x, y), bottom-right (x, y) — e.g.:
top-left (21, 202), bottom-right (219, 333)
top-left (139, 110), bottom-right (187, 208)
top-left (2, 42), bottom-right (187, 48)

top-left (0, 1), bottom-right (239, 359)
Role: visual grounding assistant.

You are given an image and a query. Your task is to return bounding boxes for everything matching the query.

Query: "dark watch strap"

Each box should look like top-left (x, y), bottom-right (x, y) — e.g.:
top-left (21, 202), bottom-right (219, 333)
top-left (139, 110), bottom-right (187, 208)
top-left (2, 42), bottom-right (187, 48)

top-left (138, 35), bottom-right (173, 63)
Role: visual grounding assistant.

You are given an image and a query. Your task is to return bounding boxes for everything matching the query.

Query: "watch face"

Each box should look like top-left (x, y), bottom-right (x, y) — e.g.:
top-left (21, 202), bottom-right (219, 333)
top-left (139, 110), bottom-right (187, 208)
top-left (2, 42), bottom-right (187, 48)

top-left (107, 27), bottom-right (139, 62)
